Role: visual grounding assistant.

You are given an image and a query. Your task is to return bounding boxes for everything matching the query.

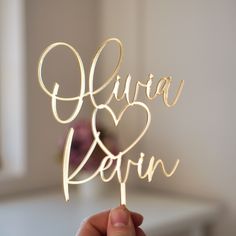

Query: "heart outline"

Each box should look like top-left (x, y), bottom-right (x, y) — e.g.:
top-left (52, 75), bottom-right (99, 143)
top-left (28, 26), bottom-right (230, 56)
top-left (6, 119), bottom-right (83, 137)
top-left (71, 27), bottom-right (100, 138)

top-left (91, 102), bottom-right (151, 156)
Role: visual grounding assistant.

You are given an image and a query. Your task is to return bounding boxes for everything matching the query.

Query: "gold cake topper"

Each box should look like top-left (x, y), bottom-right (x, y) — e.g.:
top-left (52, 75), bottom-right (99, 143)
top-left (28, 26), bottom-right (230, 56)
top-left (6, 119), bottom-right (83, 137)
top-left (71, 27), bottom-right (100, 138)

top-left (38, 38), bottom-right (184, 205)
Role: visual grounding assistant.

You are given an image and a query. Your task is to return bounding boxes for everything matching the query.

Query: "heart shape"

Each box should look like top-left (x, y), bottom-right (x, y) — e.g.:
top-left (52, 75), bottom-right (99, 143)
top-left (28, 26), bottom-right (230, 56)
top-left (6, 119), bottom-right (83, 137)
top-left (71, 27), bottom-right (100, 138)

top-left (91, 102), bottom-right (151, 156)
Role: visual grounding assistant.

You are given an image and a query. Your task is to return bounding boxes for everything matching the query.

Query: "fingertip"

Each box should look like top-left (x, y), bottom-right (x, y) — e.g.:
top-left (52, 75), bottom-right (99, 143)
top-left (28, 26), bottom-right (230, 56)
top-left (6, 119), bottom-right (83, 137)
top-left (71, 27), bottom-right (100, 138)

top-left (131, 211), bottom-right (144, 226)
top-left (107, 205), bottom-right (136, 236)
top-left (120, 205), bottom-right (144, 227)
top-left (136, 227), bottom-right (146, 236)
top-left (77, 210), bottom-right (109, 236)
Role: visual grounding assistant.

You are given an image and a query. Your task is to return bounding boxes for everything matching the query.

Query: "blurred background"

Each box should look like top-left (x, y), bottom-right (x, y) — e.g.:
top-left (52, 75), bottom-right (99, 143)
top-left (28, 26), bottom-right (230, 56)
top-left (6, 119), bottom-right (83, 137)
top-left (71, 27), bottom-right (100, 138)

top-left (0, 0), bottom-right (235, 235)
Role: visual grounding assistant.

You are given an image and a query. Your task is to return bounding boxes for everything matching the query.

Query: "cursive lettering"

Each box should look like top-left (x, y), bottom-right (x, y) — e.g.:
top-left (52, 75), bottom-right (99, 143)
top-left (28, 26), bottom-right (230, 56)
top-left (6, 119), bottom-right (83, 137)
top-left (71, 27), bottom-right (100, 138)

top-left (38, 38), bottom-right (184, 205)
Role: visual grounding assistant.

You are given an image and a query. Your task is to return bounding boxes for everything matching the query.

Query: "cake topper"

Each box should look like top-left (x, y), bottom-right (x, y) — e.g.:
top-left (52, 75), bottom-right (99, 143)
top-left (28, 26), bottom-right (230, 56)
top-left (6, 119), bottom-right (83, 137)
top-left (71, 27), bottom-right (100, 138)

top-left (38, 38), bottom-right (184, 205)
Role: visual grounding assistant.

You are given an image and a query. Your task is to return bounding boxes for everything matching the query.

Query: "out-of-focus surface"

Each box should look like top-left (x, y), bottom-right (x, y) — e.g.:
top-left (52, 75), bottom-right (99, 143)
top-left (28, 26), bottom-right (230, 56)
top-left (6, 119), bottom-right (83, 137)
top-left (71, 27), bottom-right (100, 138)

top-left (0, 189), bottom-right (220, 236)
top-left (0, 0), bottom-right (235, 236)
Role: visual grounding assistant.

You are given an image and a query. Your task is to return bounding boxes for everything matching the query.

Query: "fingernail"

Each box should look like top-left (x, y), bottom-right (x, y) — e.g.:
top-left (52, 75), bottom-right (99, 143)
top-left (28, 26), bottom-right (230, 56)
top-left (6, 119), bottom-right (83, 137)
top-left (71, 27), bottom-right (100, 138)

top-left (110, 206), bottom-right (129, 227)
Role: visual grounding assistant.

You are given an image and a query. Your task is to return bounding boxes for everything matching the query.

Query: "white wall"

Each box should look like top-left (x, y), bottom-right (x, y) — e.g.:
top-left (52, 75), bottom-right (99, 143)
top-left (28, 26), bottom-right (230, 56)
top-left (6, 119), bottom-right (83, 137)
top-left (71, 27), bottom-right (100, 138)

top-left (0, 0), bottom-right (99, 195)
top-left (139, 1), bottom-right (236, 236)
top-left (98, 1), bottom-right (236, 235)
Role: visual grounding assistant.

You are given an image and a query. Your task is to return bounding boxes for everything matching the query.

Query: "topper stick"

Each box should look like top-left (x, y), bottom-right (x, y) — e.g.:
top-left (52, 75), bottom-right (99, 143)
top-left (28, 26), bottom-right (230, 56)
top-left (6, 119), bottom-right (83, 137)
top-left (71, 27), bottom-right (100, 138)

top-left (120, 182), bottom-right (127, 205)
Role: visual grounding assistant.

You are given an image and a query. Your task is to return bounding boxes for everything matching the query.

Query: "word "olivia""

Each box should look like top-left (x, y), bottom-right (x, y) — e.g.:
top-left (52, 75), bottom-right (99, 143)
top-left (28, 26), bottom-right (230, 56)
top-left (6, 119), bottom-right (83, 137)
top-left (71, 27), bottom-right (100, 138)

top-left (38, 38), bottom-right (184, 205)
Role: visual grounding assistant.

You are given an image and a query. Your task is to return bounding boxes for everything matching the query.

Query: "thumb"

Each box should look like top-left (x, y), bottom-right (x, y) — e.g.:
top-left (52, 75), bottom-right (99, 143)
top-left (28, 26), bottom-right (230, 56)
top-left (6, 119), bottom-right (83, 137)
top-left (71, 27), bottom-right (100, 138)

top-left (107, 205), bottom-right (136, 236)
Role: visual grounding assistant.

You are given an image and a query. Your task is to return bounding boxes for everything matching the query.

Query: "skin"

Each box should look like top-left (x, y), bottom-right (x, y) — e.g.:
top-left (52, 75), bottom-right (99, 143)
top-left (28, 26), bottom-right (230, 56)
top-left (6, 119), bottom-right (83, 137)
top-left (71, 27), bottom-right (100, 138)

top-left (77, 206), bottom-right (146, 236)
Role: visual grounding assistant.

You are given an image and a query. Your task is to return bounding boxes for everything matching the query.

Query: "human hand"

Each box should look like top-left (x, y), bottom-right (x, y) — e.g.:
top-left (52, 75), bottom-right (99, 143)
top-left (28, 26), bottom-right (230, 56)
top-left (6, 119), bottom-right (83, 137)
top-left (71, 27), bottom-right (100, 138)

top-left (77, 205), bottom-right (146, 236)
